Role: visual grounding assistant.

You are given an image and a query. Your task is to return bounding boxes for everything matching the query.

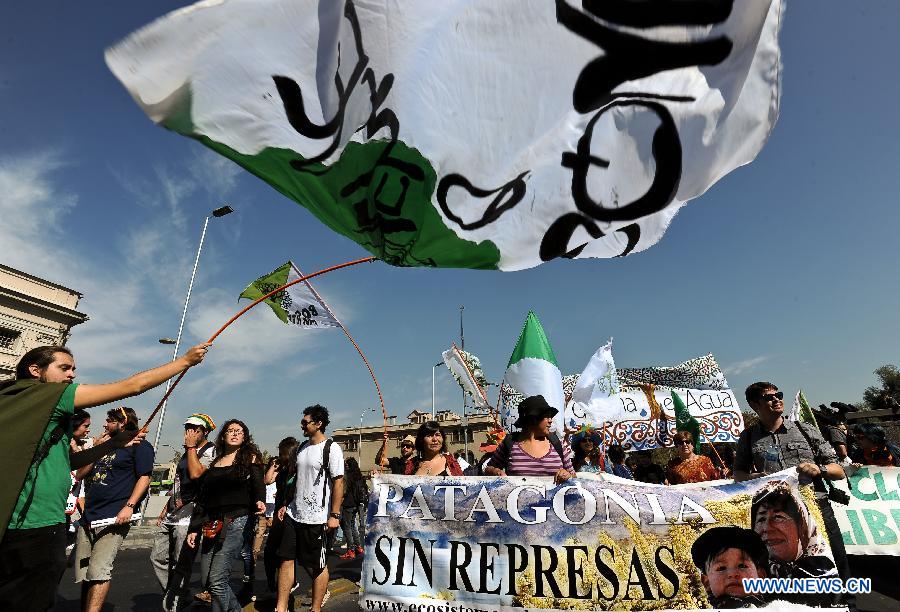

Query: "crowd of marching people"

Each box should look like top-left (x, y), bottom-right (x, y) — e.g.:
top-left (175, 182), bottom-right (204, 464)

top-left (1, 342), bottom-right (897, 610)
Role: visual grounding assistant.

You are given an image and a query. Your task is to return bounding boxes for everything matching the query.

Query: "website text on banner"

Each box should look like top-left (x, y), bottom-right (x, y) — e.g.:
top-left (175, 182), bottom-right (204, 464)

top-left (362, 470), bottom-right (844, 610)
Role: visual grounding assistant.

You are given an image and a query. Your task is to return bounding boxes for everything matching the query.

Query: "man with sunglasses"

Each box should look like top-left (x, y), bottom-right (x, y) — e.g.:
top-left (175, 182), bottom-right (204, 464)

top-left (275, 405), bottom-right (344, 612)
top-left (734, 382), bottom-right (844, 485)
top-left (735, 382), bottom-right (853, 608)
top-left (375, 434), bottom-right (416, 474)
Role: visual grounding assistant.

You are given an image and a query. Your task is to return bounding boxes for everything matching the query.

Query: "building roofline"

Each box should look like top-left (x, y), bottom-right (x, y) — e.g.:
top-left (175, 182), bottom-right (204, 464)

top-left (0, 264), bottom-right (84, 298)
top-left (0, 287), bottom-right (89, 325)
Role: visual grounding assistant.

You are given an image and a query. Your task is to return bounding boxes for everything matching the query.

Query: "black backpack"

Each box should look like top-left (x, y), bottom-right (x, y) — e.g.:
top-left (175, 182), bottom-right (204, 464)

top-left (285, 439), bottom-right (334, 508)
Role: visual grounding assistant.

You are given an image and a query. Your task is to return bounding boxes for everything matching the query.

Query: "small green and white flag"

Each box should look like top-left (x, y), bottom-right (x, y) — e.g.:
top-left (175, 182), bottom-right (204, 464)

top-left (504, 311), bottom-right (564, 434)
top-left (239, 261), bottom-right (341, 329)
top-left (672, 390), bottom-right (702, 454)
top-left (789, 389), bottom-right (819, 429)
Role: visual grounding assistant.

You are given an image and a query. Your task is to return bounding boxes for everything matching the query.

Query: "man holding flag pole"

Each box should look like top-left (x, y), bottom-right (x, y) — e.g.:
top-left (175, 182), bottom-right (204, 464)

top-left (0, 342), bottom-right (210, 611)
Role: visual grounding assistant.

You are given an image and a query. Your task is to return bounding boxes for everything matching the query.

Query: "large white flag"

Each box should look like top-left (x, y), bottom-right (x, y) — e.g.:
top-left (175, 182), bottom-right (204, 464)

top-left (108, 0), bottom-right (783, 271)
top-left (571, 339), bottom-right (618, 405)
top-left (441, 344), bottom-right (489, 410)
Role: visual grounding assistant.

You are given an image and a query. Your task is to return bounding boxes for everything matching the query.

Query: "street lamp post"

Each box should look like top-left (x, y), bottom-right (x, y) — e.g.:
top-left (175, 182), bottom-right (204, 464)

top-left (359, 407), bottom-right (376, 464)
top-left (151, 205), bottom-right (234, 454)
top-left (431, 360), bottom-right (443, 420)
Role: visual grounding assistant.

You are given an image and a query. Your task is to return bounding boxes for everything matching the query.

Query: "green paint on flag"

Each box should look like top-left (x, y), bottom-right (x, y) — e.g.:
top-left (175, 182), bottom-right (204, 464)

top-left (239, 262), bottom-right (292, 323)
top-left (197, 136), bottom-right (501, 269)
top-left (671, 390), bottom-right (702, 454)
top-left (797, 390), bottom-right (819, 429)
top-left (507, 311), bottom-right (560, 368)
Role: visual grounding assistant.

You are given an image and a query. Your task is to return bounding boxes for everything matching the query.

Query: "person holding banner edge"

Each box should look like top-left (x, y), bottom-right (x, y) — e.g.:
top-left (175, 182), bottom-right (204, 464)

top-left (484, 395), bottom-right (574, 483)
top-left (404, 421), bottom-right (464, 477)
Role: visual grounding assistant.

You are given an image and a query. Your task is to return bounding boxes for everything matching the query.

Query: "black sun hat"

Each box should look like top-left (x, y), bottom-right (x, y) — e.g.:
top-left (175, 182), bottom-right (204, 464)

top-left (513, 395), bottom-right (559, 428)
top-left (691, 525), bottom-right (768, 571)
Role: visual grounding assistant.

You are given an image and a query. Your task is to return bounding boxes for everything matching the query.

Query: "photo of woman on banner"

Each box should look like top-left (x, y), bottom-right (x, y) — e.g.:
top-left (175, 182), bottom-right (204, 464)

top-left (690, 525), bottom-right (768, 609)
top-left (750, 480), bottom-right (837, 605)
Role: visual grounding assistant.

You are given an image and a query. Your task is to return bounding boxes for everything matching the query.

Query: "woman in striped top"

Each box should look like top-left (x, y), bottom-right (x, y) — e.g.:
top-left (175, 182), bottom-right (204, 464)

top-left (484, 395), bottom-right (574, 484)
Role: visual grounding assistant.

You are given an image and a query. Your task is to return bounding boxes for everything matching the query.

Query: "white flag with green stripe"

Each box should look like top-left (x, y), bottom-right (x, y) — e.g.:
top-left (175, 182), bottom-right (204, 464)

top-left (106, 0), bottom-right (782, 271)
top-left (503, 311), bottom-right (565, 434)
top-left (789, 389), bottom-right (819, 429)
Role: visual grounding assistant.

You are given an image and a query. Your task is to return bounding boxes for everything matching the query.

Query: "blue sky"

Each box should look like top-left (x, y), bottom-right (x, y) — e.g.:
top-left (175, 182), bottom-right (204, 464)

top-left (2, 2), bottom-right (898, 455)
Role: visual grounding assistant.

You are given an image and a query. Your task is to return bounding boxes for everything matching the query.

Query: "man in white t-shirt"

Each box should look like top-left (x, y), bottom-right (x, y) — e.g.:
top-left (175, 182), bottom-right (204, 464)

top-left (150, 413), bottom-right (217, 612)
top-left (276, 405), bottom-right (344, 612)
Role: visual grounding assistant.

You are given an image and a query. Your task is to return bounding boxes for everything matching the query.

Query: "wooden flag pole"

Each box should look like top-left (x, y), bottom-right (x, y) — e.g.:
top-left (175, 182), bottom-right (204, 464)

top-left (288, 262), bottom-right (388, 461)
top-left (139, 256), bottom-right (377, 432)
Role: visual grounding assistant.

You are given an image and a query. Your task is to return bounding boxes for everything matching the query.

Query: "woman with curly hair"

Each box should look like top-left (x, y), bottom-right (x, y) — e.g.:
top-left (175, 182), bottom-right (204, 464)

top-left (187, 419), bottom-right (265, 612)
top-left (404, 421), bottom-right (464, 476)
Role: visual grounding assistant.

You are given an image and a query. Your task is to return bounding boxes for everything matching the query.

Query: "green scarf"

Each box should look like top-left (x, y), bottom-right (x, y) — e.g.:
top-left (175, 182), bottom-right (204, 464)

top-left (0, 379), bottom-right (69, 540)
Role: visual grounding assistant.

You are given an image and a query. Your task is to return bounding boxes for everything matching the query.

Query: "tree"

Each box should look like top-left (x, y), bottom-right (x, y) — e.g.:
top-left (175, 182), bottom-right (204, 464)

top-left (862, 365), bottom-right (900, 412)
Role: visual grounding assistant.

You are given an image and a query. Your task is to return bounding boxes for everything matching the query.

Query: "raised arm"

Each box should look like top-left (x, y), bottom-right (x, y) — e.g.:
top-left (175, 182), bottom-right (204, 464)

top-left (74, 344), bottom-right (210, 409)
top-left (264, 459), bottom-right (279, 485)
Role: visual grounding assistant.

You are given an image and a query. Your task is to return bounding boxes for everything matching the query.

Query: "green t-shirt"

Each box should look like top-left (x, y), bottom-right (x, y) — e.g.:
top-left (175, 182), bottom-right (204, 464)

top-left (8, 383), bottom-right (77, 530)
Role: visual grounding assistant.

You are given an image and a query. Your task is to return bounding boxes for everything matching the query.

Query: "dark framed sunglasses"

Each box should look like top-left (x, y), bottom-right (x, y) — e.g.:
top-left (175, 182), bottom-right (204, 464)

top-left (760, 391), bottom-right (784, 402)
top-left (676, 440), bottom-right (693, 446)
top-left (400, 443), bottom-right (414, 448)
top-left (299, 419), bottom-right (313, 428)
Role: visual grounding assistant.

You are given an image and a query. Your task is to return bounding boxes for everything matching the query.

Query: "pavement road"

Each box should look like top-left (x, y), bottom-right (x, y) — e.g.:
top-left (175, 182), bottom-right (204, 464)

top-left (56, 544), bottom-right (363, 611)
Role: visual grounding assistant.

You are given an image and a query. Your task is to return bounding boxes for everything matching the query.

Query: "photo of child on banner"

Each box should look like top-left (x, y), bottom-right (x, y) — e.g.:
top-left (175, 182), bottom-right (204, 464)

top-left (362, 469), bottom-right (844, 611)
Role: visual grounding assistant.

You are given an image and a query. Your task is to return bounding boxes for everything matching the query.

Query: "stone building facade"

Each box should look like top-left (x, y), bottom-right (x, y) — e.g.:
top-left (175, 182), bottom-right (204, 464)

top-left (0, 264), bottom-right (88, 379)
top-left (332, 408), bottom-right (497, 472)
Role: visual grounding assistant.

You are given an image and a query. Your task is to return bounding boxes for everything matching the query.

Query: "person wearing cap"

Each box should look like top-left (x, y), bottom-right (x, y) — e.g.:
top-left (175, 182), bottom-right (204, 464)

top-left (375, 434), bottom-right (417, 474)
top-left (151, 413), bottom-right (217, 612)
top-left (690, 525), bottom-right (768, 608)
top-left (483, 395), bottom-right (574, 484)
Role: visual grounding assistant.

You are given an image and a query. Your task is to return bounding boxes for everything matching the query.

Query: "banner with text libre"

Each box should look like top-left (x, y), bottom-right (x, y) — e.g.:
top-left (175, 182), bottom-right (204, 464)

top-left (831, 465), bottom-right (900, 556)
top-left (362, 471), bottom-right (843, 611)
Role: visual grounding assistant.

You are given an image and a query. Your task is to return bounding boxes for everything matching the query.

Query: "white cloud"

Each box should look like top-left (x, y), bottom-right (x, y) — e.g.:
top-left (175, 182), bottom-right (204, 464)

top-left (178, 287), bottom-right (325, 393)
top-left (723, 355), bottom-right (770, 376)
top-left (0, 150), bottom-right (77, 274)
top-left (187, 148), bottom-right (242, 203)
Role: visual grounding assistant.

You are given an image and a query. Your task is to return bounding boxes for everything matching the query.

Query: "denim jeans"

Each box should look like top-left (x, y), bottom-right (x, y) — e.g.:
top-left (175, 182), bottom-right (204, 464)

top-left (240, 515), bottom-right (256, 578)
top-left (151, 522), bottom-right (200, 610)
top-left (339, 506), bottom-right (360, 549)
top-left (199, 515), bottom-right (247, 612)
